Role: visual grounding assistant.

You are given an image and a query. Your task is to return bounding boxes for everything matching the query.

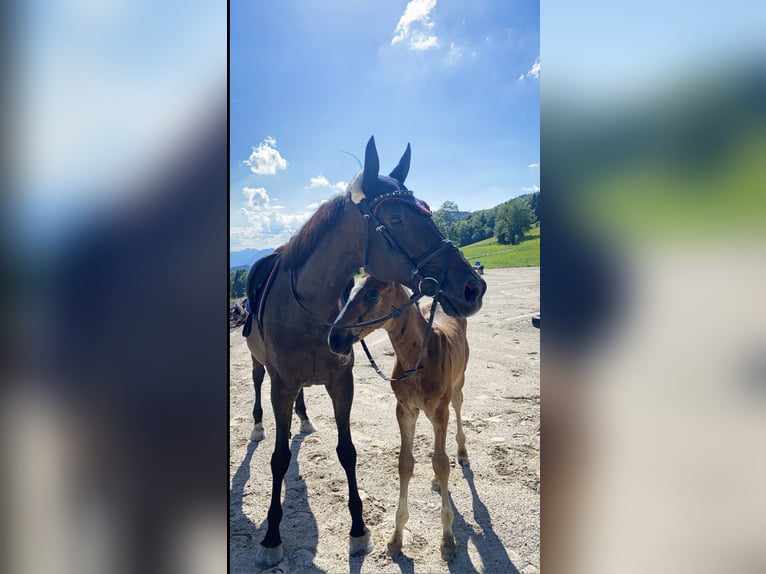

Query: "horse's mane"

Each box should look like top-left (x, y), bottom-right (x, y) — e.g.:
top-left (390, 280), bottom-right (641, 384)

top-left (280, 193), bottom-right (351, 269)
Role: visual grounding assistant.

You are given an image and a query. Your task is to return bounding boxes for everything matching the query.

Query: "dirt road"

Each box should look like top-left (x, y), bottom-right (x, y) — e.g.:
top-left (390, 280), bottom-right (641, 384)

top-left (230, 267), bottom-right (540, 573)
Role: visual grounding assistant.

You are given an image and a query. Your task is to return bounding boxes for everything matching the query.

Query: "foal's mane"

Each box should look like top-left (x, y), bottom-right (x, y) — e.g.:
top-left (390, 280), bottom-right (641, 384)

top-left (281, 193), bottom-right (351, 269)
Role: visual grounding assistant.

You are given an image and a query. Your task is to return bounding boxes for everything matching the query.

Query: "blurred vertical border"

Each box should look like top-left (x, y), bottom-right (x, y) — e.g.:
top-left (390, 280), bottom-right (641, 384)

top-left (542, 2), bottom-right (766, 573)
top-left (2, 2), bottom-right (228, 574)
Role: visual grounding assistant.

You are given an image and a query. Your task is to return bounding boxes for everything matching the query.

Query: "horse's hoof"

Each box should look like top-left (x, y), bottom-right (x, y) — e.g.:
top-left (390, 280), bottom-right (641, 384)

top-left (299, 419), bottom-right (317, 434)
top-left (255, 543), bottom-right (283, 569)
top-left (250, 425), bottom-right (265, 442)
top-left (441, 537), bottom-right (456, 561)
top-left (349, 528), bottom-right (374, 556)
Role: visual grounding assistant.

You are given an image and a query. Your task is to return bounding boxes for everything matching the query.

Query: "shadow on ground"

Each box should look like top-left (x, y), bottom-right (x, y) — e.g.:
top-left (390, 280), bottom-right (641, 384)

top-left (230, 434), bottom-right (326, 573)
top-left (446, 465), bottom-right (520, 574)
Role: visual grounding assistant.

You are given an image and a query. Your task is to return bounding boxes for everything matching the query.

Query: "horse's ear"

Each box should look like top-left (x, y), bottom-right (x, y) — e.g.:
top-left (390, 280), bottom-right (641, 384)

top-left (389, 143), bottom-right (411, 184)
top-left (362, 136), bottom-right (379, 193)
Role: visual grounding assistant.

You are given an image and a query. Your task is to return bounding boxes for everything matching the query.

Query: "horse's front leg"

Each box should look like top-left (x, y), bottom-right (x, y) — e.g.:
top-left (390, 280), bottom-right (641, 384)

top-left (255, 378), bottom-right (296, 569)
top-left (387, 401), bottom-right (418, 557)
top-left (427, 404), bottom-right (456, 561)
top-left (328, 370), bottom-right (373, 556)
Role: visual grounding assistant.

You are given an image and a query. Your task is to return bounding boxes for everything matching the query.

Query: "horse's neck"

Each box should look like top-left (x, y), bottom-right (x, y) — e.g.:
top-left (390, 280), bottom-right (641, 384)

top-left (294, 204), bottom-right (364, 309)
top-left (385, 291), bottom-right (430, 361)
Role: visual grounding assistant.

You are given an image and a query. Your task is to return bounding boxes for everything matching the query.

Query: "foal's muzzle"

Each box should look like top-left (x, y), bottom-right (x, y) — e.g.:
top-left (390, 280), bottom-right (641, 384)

top-left (328, 329), bottom-right (355, 356)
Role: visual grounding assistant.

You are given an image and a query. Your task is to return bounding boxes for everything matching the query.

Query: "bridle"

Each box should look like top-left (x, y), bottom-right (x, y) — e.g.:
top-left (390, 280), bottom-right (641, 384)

top-left (291, 189), bottom-right (458, 330)
top-left (290, 189), bottom-right (459, 381)
top-left (359, 189), bottom-right (457, 299)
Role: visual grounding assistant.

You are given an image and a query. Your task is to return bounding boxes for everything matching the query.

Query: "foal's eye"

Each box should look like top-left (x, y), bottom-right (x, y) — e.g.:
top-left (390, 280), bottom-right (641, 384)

top-left (365, 291), bottom-right (379, 303)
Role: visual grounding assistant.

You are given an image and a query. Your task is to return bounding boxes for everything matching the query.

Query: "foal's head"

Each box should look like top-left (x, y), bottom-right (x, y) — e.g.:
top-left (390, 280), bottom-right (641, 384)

top-left (328, 275), bottom-right (406, 355)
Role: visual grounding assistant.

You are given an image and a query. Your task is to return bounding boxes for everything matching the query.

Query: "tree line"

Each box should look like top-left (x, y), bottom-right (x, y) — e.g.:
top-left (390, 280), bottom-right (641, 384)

top-left (431, 191), bottom-right (539, 247)
top-left (230, 268), bottom-right (247, 300)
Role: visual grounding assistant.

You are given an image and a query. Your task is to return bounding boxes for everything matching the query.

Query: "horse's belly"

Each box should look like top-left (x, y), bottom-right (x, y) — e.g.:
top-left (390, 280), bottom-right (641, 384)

top-left (268, 348), bottom-right (349, 388)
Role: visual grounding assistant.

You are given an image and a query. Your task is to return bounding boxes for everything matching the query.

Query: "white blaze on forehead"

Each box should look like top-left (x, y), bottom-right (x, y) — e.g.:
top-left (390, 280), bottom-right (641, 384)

top-left (347, 171), bottom-right (365, 204)
top-left (336, 276), bottom-right (371, 323)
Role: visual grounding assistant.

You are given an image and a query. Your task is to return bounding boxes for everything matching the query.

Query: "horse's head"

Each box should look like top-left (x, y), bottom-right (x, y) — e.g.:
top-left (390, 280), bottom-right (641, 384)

top-left (328, 275), bottom-right (403, 355)
top-left (348, 136), bottom-right (486, 318)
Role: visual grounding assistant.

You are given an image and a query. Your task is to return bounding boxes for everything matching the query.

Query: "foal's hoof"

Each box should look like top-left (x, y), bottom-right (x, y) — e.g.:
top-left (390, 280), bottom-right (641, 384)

top-left (349, 528), bottom-right (374, 556)
top-left (386, 541), bottom-right (402, 558)
top-left (255, 542), bottom-right (283, 569)
top-left (441, 538), bottom-right (456, 562)
top-left (250, 425), bottom-right (265, 442)
top-left (299, 419), bottom-right (317, 434)
top-left (386, 531), bottom-right (403, 557)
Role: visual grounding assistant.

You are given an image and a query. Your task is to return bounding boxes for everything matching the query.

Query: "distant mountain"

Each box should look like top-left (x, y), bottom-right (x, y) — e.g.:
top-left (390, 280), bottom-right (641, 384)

top-left (229, 248), bottom-right (275, 269)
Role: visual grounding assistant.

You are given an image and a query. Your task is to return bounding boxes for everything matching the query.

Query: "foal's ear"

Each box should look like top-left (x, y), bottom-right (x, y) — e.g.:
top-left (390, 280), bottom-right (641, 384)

top-left (389, 143), bottom-right (411, 184)
top-left (362, 136), bottom-right (380, 194)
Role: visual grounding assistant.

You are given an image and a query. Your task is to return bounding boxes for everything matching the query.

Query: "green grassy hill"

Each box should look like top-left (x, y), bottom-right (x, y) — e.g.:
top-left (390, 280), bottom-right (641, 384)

top-left (459, 225), bottom-right (539, 269)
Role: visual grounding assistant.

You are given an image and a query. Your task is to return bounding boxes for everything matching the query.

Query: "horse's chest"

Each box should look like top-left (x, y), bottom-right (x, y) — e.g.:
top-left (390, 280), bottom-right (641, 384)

top-left (270, 346), bottom-right (343, 386)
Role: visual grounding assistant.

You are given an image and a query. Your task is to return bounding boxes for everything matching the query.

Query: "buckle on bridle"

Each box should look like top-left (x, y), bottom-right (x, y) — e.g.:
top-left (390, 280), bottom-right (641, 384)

top-left (418, 276), bottom-right (440, 297)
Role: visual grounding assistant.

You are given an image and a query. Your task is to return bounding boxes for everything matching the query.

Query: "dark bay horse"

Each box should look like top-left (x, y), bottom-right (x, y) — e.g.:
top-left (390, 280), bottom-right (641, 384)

top-left (243, 136), bottom-right (485, 569)
top-left (328, 276), bottom-right (470, 561)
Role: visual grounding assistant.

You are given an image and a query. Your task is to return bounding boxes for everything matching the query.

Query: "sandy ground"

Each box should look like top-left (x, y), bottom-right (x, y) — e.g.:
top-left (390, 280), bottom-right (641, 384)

top-left (229, 267), bottom-right (540, 574)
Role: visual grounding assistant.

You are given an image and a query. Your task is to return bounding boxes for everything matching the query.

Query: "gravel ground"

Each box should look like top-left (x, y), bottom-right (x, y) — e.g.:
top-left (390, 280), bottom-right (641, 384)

top-left (230, 267), bottom-right (540, 574)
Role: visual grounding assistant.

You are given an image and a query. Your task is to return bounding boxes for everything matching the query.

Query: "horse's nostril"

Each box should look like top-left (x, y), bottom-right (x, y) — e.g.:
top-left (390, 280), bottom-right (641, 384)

top-left (464, 279), bottom-right (481, 304)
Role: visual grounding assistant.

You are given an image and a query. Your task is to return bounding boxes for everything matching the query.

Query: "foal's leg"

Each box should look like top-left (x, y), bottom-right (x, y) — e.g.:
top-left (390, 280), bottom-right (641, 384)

top-left (255, 378), bottom-right (296, 569)
top-left (328, 371), bottom-right (373, 556)
top-left (250, 357), bottom-right (266, 441)
top-left (452, 376), bottom-right (469, 465)
top-left (294, 388), bottom-right (316, 434)
top-left (387, 401), bottom-right (418, 557)
top-left (427, 404), bottom-right (456, 561)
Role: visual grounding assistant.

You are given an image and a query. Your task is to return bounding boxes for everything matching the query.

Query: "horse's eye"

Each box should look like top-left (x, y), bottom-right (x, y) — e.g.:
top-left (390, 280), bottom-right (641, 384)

top-left (389, 215), bottom-right (403, 225)
top-left (365, 290), bottom-right (379, 303)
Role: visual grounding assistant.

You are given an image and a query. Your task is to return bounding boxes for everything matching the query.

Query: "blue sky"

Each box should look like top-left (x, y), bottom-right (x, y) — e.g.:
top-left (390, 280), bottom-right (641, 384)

top-left (13, 0), bottom-right (225, 250)
top-left (230, 0), bottom-right (539, 251)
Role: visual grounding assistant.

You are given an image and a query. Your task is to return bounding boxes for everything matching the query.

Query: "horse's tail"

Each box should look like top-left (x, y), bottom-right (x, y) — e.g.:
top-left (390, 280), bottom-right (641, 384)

top-left (242, 298), bottom-right (253, 337)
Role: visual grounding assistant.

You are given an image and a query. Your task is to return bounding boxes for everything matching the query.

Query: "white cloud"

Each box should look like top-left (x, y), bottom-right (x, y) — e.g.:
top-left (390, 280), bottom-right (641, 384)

top-left (335, 180), bottom-right (348, 192)
top-left (243, 136), bottom-right (288, 175)
top-left (242, 186), bottom-right (270, 208)
top-left (522, 185), bottom-right (540, 192)
top-left (528, 163), bottom-right (539, 168)
top-left (307, 175), bottom-right (348, 193)
top-left (308, 175), bottom-right (330, 188)
top-left (235, 185), bottom-right (313, 249)
top-left (525, 57), bottom-right (540, 79)
top-left (411, 33), bottom-right (439, 51)
top-left (391, 0), bottom-right (440, 51)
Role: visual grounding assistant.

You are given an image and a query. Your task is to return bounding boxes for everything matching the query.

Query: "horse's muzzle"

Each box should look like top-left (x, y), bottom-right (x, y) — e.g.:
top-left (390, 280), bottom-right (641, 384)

top-left (328, 329), bottom-right (354, 356)
top-left (440, 275), bottom-right (486, 318)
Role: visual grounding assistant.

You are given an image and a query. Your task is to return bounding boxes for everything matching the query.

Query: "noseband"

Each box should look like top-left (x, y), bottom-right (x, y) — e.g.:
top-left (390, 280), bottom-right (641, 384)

top-left (359, 190), bottom-right (458, 299)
